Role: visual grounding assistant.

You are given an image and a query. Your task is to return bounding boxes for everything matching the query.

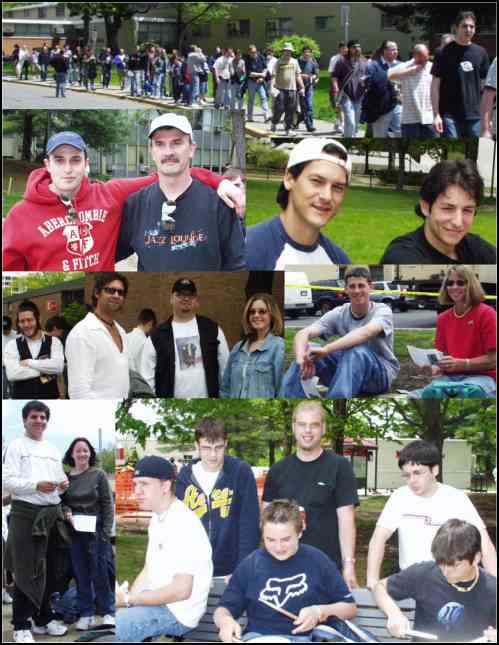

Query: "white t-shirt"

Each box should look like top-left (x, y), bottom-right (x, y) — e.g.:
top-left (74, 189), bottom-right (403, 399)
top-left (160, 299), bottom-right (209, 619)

top-left (127, 327), bottom-right (147, 373)
top-left (143, 499), bottom-right (213, 628)
top-left (193, 461), bottom-right (220, 498)
top-left (376, 484), bottom-right (486, 570)
top-left (2, 330), bottom-right (17, 367)
top-left (3, 436), bottom-right (66, 506)
top-left (275, 243), bottom-right (336, 269)
top-left (328, 53), bottom-right (342, 74)
top-left (390, 59), bottom-right (433, 124)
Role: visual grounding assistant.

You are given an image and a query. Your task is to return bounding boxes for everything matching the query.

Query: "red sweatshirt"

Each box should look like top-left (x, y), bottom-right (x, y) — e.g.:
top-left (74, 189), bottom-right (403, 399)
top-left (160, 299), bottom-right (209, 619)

top-left (2, 167), bottom-right (222, 271)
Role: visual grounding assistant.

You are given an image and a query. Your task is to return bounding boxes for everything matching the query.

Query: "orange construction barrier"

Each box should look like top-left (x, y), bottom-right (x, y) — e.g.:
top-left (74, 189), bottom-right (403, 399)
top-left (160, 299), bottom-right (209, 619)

top-left (115, 465), bottom-right (139, 515)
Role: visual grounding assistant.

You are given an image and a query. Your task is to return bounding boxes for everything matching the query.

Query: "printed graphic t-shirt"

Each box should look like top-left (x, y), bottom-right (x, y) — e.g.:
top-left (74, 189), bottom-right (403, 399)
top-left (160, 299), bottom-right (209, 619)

top-left (172, 318), bottom-right (208, 398)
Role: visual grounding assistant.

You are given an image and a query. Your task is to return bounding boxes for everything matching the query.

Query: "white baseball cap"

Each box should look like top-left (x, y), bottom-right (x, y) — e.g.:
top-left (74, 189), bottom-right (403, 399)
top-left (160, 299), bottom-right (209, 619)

top-left (286, 138), bottom-right (352, 182)
top-left (282, 42), bottom-right (294, 52)
top-left (148, 113), bottom-right (193, 141)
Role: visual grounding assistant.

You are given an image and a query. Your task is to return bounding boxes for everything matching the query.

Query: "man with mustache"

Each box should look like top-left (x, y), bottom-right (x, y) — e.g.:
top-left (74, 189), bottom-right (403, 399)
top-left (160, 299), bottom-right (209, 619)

top-left (115, 113), bottom-right (246, 271)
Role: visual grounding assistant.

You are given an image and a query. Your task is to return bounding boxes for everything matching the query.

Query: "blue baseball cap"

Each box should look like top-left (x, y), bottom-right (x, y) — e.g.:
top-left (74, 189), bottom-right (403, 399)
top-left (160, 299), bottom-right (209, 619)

top-left (46, 131), bottom-right (87, 155)
top-left (133, 456), bottom-right (175, 481)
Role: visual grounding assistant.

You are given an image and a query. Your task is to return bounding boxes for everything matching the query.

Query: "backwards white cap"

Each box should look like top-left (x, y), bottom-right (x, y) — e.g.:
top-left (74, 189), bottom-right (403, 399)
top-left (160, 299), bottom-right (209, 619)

top-left (286, 138), bottom-right (351, 181)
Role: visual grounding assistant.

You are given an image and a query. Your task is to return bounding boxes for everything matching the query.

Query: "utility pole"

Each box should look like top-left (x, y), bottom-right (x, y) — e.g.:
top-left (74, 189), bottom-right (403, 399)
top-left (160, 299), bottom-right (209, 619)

top-left (341, 4), bottom-right (350, 44)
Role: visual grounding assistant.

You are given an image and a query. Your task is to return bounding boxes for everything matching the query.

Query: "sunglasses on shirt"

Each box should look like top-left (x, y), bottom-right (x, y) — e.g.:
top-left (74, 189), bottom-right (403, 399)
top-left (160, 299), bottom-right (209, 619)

top-left (102, 287), bottom-right (126, 297)
top-left (59, 194), bottom-right (78, 223)
top-left (446, 280), bottom-right (467, 287)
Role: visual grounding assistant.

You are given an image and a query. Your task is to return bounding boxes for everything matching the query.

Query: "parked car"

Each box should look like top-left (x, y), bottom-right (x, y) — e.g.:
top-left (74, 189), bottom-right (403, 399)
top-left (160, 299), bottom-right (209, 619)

top-left (370, 281), bottom-right (415, 312)
top-left (310, 279), bottom-right (347, 315)
top-left (285, 272), bottom-right (314, 318)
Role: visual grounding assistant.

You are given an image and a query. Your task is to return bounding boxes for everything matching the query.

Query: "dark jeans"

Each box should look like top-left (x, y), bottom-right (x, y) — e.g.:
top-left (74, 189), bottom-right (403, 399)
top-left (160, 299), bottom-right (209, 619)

top-left (272, 89), bottom-right (297, 129)
top-left (303, 85), bottom-right (315, 130)
top-left (102, 69), bottom-right (111, 88)
top-left (11, 523), bottom-right (60, 630)
top-left (40, 63), bottom-right (48, 81)
top-left (172, 77), bottom-right (183, 102)
top-left (442, 116), bottom-right (481, 138)
top-left (70, 529), bottom-right (115, 617)
top-left (401, 123), bottom-right (438, 138)
top-left (55, 72), bottom-right (66, 97)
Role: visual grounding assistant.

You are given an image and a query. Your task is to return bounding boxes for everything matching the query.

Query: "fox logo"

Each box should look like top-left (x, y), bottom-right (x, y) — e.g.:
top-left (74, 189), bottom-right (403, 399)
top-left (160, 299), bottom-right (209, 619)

top-left (259, 574), bottom-right (308, 608)
top-left (63, 223), bottom-right (94, 257)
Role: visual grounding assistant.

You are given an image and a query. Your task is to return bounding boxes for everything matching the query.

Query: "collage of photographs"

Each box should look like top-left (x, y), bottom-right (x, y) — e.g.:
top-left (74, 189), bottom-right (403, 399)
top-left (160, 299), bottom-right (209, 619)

top-left (1, 2), bottom-right (497, 644)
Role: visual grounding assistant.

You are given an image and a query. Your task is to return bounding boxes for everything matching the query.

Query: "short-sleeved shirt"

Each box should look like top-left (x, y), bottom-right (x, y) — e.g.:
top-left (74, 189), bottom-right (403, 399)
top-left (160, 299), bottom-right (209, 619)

top-left (376, 484), bottom-right (486, 570)
top-left (144, 499), bottom-right (213, 628)
top-left (116, 179), bottom-right (246, 271)
top-left (387, 561), bottom-right (496, 642)
top-left (273, 57), bottom-right (301, 90)
top-left (262, 451), bottom-right (359, 567)
top-left (390, 59), bottom-right (433, 124)
top-left (380, 226), bottom-right (497, 264)
top-left (332, 56), bottom-right (368, 102)
top-left (219, 544), bottom-right (355, 636)
top-left (432, 41), bottom-right (490, 120)
top-left (316, 301), bottom-right (399, 382)
top-left (435, 303), bottom-right (496, 380)
top-left (246, 216), bottom-right (351, 270)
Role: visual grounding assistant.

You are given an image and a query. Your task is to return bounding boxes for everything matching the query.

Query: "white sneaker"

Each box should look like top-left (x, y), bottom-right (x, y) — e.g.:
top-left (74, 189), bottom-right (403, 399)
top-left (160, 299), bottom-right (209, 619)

top-left (75, 615), bottom-right (97, 631)
top-left (13, 630), bottom-right (35, 643)
top-left (2, 589), bottom-right (13, 604)
top-left (32, 620), bottom-right (68, 636)
top-left (100, 614), bottom-right (115, 627)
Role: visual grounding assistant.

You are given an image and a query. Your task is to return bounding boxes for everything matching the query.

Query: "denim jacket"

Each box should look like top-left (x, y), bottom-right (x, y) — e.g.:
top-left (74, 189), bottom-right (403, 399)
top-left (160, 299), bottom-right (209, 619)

top-left (220, 333), bottom-right (284, 398)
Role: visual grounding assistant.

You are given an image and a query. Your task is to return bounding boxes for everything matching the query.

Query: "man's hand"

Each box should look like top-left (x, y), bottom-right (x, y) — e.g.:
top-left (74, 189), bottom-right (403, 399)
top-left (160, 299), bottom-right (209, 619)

top-left (366, 576), bottom-right (379, 591)
top-left (218, 616), bottom-right (243, 643)
top-left (342, 562), bottom-right (359, 591)
top-left (217, 179), bottom-right (245, 219)
top-left (298, 350), bottom-right (316, 380)
top-left (308, 346), bottom-right (329, 362)
top-left (292, 606), bottom-right (322, 634)
top-left (437, 355), bottom-right (466, 373)
top-left (58, 478), bottom-right (70, 492)
top-left (386, 611), bottom-right (410, 639)
top-left (433, 114), bottom-right (443, 134)
top-left (19, 360), bottom-right (30, 368)
top-left (37, 481), bottom-right (57, 493)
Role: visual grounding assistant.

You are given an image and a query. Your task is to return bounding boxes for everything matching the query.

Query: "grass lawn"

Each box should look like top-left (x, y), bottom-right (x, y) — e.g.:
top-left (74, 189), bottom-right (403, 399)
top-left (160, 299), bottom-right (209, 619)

top-left (247, 179), bottom-right (497, 263)
top-left (2, 192), bottom-right (22, 218)
top-left (116, 532), bottom-right (148, 584)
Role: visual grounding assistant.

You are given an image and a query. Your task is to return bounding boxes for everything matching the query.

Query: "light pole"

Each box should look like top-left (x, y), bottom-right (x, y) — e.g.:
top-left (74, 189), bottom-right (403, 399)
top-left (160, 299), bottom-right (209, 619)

top-left (341, 3), bottom-right (350, 44)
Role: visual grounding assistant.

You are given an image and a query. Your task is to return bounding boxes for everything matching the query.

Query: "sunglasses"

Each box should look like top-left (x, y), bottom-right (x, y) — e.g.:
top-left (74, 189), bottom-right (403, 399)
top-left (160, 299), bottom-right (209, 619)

top-left (103, 287), bottom-right (126, 297)
top-left (249, 308), bottom-right (269, 315)
top-left (446, 280), bottom-right (466, 287)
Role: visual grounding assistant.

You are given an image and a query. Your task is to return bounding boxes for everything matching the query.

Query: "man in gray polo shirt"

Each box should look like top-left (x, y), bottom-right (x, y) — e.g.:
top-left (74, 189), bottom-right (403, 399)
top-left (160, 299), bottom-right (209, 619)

top-left (282, 266), bottom-right (399, 398)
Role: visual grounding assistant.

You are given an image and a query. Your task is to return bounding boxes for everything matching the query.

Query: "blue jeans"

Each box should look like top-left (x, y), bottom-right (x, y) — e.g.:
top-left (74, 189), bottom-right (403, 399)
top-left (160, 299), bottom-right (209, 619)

top-left (402, 123), bottom-right (438, 138)
top-left (442, 116), bottom-right (481, 139)
top-left (231, 82), bottom-right (244, 110)
top-left (410, 375), bottom-right (496, 399)
top-left (55, 72), bottom-right (66, 97)
top-left (70, 529), bottom-right (115, 617)
top-left (154, 73), bottom-right (166, 98)
top-left (116, 604), bottom-right (190, 642)
top-left (247, 79), bottom-right (269, 119)
top-left (40, 63), bottom-right (48, 81)
top-left (192, 73), bottom-right (200, 103)
top-left (303, 85), bottom-right (315, 130)
top-left (243, 633), bottom-right (311, 643)
top-left (389, 103), bottom-right (402, 137)
top-left (216, 78), bottom-right (231, 107)
top-left (340, 95), bottom-right (362, 137)
top-left (282, 345), bottom-right (391, 398)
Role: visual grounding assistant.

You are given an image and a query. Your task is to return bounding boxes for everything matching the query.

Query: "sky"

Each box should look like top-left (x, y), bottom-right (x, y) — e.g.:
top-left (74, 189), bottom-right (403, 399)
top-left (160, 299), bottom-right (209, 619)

top-left (3, 400), bottom-right (117, 454)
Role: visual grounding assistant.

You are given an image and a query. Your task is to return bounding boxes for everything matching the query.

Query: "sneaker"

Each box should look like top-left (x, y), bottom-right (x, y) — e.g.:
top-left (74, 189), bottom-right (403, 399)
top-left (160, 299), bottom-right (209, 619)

top-left (2, 589), bottom-right (13, 604)
top-left (32, 620), bottom-right (68, 636)
top-left (13, 630), bottom-right (35, 643)
top-left (100, 614), bottom-right (116, 627)
top-left (270, 124), bottom-right (276, 132)
top-left (75, 616), bottom-right (97, 631)
top-left (286, 129), bottom-right (296, 136)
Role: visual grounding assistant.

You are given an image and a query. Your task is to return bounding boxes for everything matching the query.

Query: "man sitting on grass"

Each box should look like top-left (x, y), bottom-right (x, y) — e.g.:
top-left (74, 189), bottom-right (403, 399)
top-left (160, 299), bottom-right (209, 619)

top-left (374, 519), bottom-right (496, 642)
top-left (282, 266), bottom-right (399, 398)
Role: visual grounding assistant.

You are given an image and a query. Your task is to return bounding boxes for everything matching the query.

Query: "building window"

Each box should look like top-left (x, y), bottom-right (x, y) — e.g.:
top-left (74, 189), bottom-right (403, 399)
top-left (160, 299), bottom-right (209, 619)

top-left (56, 5), bottom-right (65, 17)
top-left (191, 22), bottom-right (211, 38)
top-left (381, 13), bottom-right (398, 30)
top-left (38, 7), bottom-right (47, 18)
top-left (4, 11), bottom-right (13, 18)
top-left (227, 19), bottom-right (250, 37)
top-left (138, 21), bottom-right (176, 47)
top-left (23, 8), bottom-right (31, 17)
top-left (315, 16), bottom-right (334, 32)
top-left (265, 17), bottom-right (293, 40)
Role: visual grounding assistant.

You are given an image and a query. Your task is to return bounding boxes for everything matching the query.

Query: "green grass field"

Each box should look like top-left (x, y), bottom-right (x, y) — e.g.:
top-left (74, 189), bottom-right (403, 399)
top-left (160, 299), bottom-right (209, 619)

top-left (247, 180), bottom-right (497, 264)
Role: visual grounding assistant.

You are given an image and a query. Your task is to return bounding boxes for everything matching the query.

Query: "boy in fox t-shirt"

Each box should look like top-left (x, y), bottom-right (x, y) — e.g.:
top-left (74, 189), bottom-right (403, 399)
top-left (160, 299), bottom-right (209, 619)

top-left (2, 131), bottom-right (243, 272)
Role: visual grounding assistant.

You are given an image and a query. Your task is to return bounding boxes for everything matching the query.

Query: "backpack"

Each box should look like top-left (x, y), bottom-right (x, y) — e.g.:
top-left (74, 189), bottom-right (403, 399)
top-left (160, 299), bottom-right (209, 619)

top-left (421, 379), bottom-right (488, 399)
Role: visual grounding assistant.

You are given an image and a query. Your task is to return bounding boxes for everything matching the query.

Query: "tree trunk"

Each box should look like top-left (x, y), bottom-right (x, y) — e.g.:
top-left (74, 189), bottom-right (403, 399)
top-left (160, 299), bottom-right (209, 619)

top-left (464, 138), bottom-right (479, 164)
top-left (268, 440), bottom-right (276, 466)
top-left (388, 149), bottom-right (395, 172)
top-left (231, 110), bottom-right (246, 170)
top-left (396, 141), bottom-right (409, 192)
top-left (104, 15), bottom-right (121, 53)
top-left (82, 11), bottom-right (91, 47)
top-left (176, 5), bottom-right (186, 51)
top-left (418, 399), bottom-right (445, 481)
top-left (364, 146), bottom-right (370, 174)
top-left (333, 400), bottom-right (347, 455)
top-left (22, 112), bottom-right (34, 161)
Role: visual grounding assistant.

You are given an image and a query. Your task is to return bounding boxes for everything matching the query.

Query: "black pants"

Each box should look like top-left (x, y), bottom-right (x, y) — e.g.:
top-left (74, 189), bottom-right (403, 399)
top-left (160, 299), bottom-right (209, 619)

top-left (272, 89), bottom-right (297, 129)
top-left (12, 523), bottom-right (60, 631)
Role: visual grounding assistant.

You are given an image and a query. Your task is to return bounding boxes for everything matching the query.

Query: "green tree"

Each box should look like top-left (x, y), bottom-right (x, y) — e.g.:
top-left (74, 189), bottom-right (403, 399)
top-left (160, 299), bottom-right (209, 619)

top-left (3, 273), bottom-right (84, 298)
top-left (170, 3), bottom-right (235, 51)
top-left (61, 302), bottom-right (88, 328)
top-left (99, 448), bottom-right (116, 474)
top-left (268, 35), bottom-right (321, 60)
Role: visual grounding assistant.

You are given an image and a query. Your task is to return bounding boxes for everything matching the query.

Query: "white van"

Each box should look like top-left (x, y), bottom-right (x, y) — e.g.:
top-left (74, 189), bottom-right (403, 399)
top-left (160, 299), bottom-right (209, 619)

top-left (285, 272), bottom-right (314, 318)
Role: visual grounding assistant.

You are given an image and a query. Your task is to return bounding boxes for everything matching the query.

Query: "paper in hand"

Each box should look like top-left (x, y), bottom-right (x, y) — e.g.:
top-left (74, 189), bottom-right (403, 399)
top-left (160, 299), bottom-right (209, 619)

top-left (407, 346), bottom-right (444, 367)
top-left (72, 514), bottom-right (97, 533)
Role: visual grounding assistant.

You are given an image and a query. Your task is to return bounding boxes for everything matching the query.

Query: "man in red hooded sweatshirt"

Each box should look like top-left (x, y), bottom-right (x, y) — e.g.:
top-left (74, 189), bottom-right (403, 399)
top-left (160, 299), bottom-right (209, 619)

top-left (2, 131), bottom-right (243, 272)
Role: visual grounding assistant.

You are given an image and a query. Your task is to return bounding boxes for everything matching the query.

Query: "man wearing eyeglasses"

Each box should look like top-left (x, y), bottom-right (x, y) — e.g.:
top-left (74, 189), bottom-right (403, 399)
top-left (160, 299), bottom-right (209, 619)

top-left (366, 440), bottom-right (497, 591)
top-left (115, 113), bottom-right (246, 271)
top-left (65, 272), bottom-right (130, 399)
top-left (3, 131), bottom-right (244, 271)
top-left (140, 278), bottom-right (230, 398)
top-left (175, 418), bottom-right (260, 578)
top-left (262, 401), bottom-right (360, 591)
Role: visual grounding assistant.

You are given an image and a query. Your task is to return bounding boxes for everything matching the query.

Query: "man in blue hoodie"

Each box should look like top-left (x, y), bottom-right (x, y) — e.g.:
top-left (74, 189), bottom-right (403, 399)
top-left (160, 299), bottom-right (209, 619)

top-left (176, 418), bottom-right (260, 578)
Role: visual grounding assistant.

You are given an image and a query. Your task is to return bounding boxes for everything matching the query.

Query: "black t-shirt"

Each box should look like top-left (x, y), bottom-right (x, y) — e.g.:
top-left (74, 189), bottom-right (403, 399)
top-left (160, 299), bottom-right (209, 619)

top-left (262, 451), bottom-right (359, 568)
top-left (116, 178), bottom-right (246, 271)
top-left (387, 561), bottom-right (496, 642)
top-left (380, 225), bottom-right (497, 264)
top-left (432, 41), bottom-right (490, 120)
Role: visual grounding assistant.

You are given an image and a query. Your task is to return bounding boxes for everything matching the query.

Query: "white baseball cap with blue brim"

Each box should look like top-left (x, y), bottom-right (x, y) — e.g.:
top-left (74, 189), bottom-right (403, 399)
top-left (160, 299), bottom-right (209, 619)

top-left (148, 113), bottom-right (193, 141)
top-left (286, 138), bottom-right (352, 182)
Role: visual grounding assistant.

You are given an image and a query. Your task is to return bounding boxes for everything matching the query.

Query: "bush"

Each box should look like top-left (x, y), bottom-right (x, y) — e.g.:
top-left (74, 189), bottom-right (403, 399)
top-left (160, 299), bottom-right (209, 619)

top-left (377, 169), bottom-right (426, 186)
top-left (267, 35), bottom-right (320, 59)
top-left (61, 302), bottom-right (87, 329)
top-left (246, 141), bottom-right (289, 170)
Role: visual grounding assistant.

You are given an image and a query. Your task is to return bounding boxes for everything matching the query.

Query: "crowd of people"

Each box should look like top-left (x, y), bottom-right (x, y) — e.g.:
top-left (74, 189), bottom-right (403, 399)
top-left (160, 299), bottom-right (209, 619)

top-left (7, 10), bottom-right (496, 138)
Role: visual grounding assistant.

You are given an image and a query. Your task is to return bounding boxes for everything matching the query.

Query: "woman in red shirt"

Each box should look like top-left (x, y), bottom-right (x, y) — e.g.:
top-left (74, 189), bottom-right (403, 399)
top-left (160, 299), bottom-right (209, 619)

top-left (422, 265), bottom-right (496, 398)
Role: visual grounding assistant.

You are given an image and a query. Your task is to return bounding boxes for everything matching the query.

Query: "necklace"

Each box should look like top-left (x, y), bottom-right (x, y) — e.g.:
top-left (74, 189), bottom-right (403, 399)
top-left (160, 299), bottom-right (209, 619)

top-left (448, 566), bottom-right (480, 593)
top-left (350, 305), bottom-right (369, 320)
top-left (94, 312), bottom-right (115, 328)
top-left (453, 306), bottom-right (472, 319)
